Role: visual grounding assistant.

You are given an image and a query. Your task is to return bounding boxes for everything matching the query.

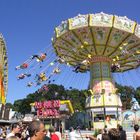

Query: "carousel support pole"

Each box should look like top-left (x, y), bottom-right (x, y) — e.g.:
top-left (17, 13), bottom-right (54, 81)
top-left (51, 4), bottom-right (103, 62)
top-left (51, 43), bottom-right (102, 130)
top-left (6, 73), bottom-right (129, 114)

top-left (102, 89), bottom-right (106, 127)
top-left (117, 106), bottom-right (118, 125)
top-left (116, 93), bottom-right (119, 126)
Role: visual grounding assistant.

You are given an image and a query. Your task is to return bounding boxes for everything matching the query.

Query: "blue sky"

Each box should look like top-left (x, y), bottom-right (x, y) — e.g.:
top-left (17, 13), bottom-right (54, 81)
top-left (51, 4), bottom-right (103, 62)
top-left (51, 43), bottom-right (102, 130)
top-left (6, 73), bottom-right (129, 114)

top-left (0, 0), bottom-right (140, 103)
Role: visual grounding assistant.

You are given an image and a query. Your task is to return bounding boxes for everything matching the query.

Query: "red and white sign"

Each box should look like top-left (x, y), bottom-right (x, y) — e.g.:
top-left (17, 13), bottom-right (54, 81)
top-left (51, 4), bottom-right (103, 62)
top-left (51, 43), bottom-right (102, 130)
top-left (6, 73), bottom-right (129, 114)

top-left (34, 100), bottom-right (60, 117)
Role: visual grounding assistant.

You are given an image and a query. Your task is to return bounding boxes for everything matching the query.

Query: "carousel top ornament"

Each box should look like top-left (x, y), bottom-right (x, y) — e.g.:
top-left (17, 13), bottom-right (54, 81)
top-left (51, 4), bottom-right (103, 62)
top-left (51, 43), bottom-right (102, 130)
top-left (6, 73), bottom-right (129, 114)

top-left (52, 12), bottom-right (140, 73)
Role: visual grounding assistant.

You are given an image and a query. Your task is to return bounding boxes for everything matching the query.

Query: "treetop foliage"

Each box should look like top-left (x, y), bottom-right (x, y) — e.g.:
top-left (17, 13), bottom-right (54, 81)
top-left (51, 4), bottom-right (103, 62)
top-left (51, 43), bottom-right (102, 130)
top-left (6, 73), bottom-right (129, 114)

top-left (10, 83), bottom-right (140, 114)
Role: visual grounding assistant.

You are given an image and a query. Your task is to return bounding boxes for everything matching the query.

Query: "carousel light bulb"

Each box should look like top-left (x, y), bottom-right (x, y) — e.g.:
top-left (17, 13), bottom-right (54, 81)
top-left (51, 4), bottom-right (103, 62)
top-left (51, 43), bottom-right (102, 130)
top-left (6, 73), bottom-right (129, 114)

top-left (89, 89), bottom-right (93, 94)
top-left (119, 47), bottom-right (123, 50)
top-left (113, 58), bottom-right (116, 61)
top-left (88, 54), bottom-right (91, 58)
top-left (123, 42), bottom-right (128, 46)
top-left (82, 59), bottom-right (89, 65)
top-left (50, 62), bottom-right (54, 66)
top-left (116, 56), bottom-right (119, 60)
top-left (84, 41), bottom-right (88, 45)
top-left (136, 50), bottom-right (140, 54)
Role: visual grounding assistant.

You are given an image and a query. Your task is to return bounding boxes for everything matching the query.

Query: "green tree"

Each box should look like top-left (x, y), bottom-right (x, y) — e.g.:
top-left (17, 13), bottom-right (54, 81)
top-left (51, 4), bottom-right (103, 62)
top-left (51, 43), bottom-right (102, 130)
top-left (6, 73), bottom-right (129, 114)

top-left (13, 84), bottom-right (87, 114)
top-left (13, 99), bottom-right (23, 112)
top-left (135, 87), bottom-right (140, 104)
top-left (13, 83), bottom-right (139, 114)
top-left (116, 83), bottom-right (135, 109)
top-left (5, 102), bottom-right (13, 109)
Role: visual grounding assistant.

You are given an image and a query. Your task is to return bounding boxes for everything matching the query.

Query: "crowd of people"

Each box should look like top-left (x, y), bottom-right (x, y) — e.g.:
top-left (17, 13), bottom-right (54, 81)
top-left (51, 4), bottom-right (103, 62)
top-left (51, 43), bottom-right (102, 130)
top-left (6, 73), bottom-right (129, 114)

top-left (0, 120), bottom-right (140, 140)
top-left (85, 124), bottom-right (140, 140)
top-left (85, 125), bottom-right (126, 140)
top-left (0, 120), bottom-right (65, 140)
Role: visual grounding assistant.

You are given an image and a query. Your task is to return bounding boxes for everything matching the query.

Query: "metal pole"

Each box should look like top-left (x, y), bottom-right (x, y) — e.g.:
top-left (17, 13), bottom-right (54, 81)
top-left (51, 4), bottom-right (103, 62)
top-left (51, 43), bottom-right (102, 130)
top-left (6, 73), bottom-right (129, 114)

top-left (102, 89), bottom-right (106, 127)
top-left (103, 94), bottom-right (106, 125)
top-left (116, 94), bottom-right (119, 125)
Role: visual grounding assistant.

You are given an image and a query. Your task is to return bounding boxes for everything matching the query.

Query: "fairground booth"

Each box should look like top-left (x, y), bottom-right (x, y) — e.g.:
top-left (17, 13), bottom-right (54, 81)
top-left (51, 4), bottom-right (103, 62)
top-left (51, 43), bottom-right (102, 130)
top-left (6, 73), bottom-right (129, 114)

top-left (31, 100), bottom-right (74, 131)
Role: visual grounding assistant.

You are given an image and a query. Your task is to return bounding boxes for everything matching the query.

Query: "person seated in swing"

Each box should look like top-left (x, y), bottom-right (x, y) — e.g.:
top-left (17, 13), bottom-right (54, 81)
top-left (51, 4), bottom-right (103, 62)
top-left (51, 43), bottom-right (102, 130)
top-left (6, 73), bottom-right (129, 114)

top-left (17, 74), bottom-right (26, 80)
top-left (20, 63), bottom-right (28, 69)
top-left (15, 63), bottom-right (28, 70)
top-left (40, 73), bottom-right (48, 81)
top-left (27, 82), bottom-right (33, 87)
top-left (53, 67), bottom-right (61, 74)
top-left (111, 63), bottom-right (120, 72)
top-left (25, 73), bottom-right (31, 77)
top-left (17, 73), bottom-right (31, 80)
top-left (39, 53), bottom-right (47, 61)
top-left (36, 73), bottom-right (47, 82)
top-left (36, 81), bottom-right (41, 86)
top-left (31, 53), bottom-right (47, 62)
top-left (57, 57), bottom-right (65, 63)
top-left (73, 64), bottom-right (81, 73)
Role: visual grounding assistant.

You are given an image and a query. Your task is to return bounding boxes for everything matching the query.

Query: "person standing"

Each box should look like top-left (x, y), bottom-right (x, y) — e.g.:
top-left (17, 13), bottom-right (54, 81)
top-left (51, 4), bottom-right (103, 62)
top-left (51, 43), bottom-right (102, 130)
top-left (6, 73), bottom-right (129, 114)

top-left (102, 128), bottom-right (110, 140)
top-left (69, 127), bottom-right (80, 140)
top-left (108, 128), bottom-right (120, 140)
top-left (133, 124), bottom-right (140, 140)
top-left (27, 120), bottom-right (46, 140)
top-left (6, 124), bottom-right (21, 139)
top-left (54, 127), bottom-right (61, 140)
top-left (44, 129), bottom-right (50, 140)
top-left (118, 125), bottom-right (126, 140)
top-left (49, 126), bottom-right (59, 140)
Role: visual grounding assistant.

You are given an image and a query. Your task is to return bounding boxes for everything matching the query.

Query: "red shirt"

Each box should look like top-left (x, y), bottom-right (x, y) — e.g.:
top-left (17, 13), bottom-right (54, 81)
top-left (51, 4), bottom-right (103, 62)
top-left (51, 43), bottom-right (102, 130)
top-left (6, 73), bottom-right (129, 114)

top-left (50, 133), bottom-right (59, 140)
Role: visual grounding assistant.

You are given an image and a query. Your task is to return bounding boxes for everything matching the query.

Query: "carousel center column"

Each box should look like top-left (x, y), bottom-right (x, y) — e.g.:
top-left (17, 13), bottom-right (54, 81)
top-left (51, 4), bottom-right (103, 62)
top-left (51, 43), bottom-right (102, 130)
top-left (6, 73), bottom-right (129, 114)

top-left (88, 56), bottom-right (120, 127)
top-left (90, 56), bottom-right (116, 105)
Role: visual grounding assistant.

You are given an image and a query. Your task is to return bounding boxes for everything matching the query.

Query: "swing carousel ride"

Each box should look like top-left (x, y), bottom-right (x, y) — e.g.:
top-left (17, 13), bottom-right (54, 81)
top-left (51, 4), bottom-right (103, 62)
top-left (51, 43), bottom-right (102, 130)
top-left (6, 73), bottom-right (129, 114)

top-left (0, 34), bottom-right (8, 104)
top-left (16, 12), bottom-right (140, 128)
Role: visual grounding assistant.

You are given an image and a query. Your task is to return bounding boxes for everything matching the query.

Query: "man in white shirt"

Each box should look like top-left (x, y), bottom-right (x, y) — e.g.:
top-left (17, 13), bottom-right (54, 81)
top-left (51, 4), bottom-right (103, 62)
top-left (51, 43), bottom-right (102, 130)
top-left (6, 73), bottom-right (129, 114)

top-left (69, 127), bottom-right (80, 140)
